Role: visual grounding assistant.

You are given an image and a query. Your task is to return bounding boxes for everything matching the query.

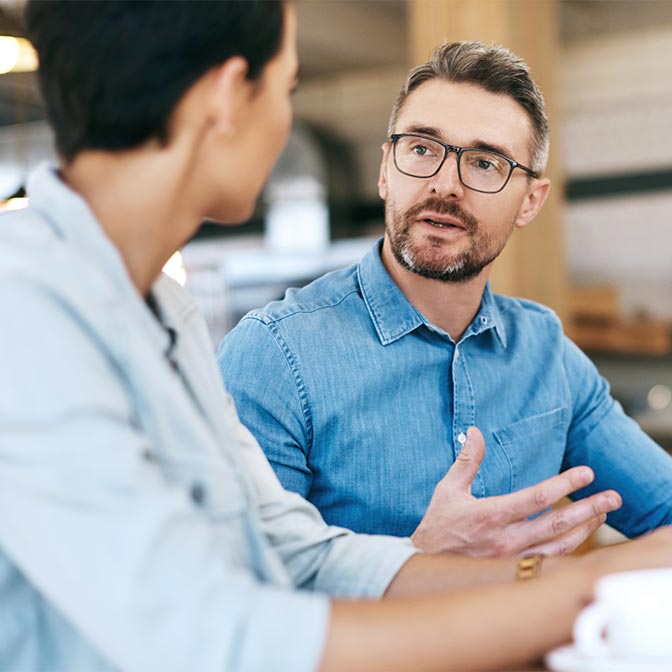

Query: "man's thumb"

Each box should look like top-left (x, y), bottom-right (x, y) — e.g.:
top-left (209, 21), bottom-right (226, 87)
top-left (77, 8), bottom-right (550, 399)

top-left (442, 426), bottom-right (486, 492)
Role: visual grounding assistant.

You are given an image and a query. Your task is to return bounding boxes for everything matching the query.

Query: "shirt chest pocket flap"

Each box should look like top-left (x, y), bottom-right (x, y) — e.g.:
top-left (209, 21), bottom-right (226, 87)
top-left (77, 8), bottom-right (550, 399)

top-left (492, 407), bottom-right (568, 491)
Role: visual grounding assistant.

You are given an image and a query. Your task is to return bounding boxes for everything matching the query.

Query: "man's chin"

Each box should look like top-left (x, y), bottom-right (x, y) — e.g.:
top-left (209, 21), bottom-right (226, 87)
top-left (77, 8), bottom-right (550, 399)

top-left (404, 245), bottom-right (465, 273)
top-left (413, 265), bottom-right (484, 283)
top-left (401, 248), bottom-right (489, 283)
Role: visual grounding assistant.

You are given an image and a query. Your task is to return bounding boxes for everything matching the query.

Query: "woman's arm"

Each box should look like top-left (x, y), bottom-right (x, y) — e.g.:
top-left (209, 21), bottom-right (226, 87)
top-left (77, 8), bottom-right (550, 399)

top-left (320, 528), bottom-right (672, 671)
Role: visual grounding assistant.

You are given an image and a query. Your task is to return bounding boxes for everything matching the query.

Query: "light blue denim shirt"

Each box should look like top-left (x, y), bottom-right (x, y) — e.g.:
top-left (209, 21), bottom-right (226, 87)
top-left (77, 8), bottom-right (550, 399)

top-left (0, 166), bottom-right (417, 672)
top-left (219, 240), bottom-right (672, 540)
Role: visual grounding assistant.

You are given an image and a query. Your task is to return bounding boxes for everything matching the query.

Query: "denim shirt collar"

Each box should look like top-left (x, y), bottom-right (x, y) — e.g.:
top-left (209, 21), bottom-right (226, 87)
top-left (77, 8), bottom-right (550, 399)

top-left (471, 284), bottom-right (508, 348)
top-left (357, 238), bottom-right (507, 348)
top-left (27, 163), bottom-right (178, 356)
top-left (29, 163), bottom-right (131, 293)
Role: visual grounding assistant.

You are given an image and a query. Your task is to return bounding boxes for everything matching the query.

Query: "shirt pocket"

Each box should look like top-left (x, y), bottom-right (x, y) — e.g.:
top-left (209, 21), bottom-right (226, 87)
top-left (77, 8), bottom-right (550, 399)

top-left (492, 407), bottom-right (568, 493)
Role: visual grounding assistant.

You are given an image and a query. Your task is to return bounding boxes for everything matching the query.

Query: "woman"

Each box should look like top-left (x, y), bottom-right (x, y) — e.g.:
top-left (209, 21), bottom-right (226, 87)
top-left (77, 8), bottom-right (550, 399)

top-left (1, 1), bottom-right (670, 670)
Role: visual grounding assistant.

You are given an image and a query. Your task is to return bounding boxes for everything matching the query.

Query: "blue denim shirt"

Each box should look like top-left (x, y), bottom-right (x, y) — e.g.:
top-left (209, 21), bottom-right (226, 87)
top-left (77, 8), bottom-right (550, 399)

top-left (0, 167), bottom-right (417, 672)
top-left (219, 240), bottom-right (672, 540)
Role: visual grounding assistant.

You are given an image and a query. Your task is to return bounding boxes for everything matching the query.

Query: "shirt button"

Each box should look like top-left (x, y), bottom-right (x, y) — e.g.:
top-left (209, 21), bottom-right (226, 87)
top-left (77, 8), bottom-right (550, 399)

top-left (480, 315), bottom-right (488, 324)
top-left (457, 432), bottom-right (467, 445)
top-left (454, 347), bottom-right (460, 360)
top-left (190, 482), bottom-right (207, 505)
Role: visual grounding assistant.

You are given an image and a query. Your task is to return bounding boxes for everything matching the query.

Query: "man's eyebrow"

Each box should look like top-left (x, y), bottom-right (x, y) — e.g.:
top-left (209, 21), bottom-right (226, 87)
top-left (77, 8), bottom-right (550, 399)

top-left (470, 139), bottom-right (516, 160)
top-left (404, 124), bottom-right (513, 158)
top-left (402, 125), bottom-right (444, 139)
top-left (400, 125), bottom-right (518, 160)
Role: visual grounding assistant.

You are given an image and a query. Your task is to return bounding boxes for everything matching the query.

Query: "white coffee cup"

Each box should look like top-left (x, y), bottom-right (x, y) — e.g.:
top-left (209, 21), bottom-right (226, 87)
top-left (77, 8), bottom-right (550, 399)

top-left (574, 568), bottom-right (672, 661)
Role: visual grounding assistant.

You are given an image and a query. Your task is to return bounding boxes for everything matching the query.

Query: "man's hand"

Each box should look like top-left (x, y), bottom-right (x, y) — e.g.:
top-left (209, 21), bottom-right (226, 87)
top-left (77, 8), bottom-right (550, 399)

top-left (410, 426), bottom-right (622, 557)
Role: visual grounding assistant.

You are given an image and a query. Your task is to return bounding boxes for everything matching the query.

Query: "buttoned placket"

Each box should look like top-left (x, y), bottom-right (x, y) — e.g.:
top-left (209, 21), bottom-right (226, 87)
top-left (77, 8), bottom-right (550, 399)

top-left (450, 341), bottom-right (475, 454)
top-left (450, 314), bottom-right (500, 499)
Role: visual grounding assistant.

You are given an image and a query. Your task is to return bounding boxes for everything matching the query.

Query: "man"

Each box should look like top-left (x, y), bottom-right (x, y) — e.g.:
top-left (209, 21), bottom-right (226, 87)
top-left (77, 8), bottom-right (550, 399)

top-left (219, 41), bottom-right (672, 556)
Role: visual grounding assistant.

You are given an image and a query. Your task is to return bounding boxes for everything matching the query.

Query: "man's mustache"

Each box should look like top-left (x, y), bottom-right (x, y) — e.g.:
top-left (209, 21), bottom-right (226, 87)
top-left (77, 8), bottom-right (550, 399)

top-left (404, 198), bottom-right (478, 233)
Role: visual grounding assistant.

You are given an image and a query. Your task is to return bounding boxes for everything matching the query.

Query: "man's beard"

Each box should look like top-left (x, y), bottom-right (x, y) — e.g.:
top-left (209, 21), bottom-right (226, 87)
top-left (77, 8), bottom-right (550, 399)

top-left (385, 197), bottom-right (513, 283)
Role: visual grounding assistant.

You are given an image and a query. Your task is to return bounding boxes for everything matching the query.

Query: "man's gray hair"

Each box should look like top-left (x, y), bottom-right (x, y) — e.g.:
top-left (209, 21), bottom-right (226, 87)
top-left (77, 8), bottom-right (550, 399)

top-left (387, 41), bottom-right (550, 174)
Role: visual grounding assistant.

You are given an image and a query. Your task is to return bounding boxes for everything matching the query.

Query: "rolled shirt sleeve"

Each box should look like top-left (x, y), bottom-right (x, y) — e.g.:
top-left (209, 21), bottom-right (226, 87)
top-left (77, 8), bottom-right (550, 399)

top-left (231, 418), bottom-right (419, 598)
top-left (561, 336), bottom-right (672, 536)
top-left (218, 315), bottom-right (315, 498)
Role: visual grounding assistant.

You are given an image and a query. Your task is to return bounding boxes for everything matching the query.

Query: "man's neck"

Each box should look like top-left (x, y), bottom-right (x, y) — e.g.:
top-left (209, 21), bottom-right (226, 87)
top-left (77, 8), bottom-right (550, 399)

top-left (380, 238), bottom-right (490, 342)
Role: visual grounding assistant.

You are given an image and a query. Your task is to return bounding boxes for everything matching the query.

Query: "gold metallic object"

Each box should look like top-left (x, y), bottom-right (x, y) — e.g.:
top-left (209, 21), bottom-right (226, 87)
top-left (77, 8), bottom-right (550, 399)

top-left (516, 554), bottom-right (543, 581)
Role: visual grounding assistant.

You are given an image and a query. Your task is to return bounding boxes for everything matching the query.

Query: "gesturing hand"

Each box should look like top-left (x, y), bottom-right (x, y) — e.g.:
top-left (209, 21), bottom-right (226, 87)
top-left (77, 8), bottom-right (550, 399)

top-left (410, 426), bottom-right (622, 557)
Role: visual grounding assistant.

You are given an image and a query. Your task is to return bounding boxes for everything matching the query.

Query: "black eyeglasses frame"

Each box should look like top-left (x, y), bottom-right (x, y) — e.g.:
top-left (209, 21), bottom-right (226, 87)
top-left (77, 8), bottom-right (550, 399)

top-left (390, 132), bottom-right (541, 194)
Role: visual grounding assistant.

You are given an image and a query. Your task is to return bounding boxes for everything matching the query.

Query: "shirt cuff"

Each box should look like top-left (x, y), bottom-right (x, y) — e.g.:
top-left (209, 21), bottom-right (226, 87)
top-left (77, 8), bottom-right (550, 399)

top-left (315, 534), bottom-right (420, 599)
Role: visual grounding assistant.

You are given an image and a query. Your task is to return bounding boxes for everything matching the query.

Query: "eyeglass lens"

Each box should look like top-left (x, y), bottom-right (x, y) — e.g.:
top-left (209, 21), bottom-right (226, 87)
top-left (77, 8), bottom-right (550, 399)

top-left (394, 135), bottom-right (511, 193)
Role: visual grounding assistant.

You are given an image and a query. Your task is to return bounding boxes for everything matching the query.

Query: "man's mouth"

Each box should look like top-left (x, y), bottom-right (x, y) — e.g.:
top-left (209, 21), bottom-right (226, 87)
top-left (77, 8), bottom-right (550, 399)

top-left (421, 217), bottom-right (465, 230)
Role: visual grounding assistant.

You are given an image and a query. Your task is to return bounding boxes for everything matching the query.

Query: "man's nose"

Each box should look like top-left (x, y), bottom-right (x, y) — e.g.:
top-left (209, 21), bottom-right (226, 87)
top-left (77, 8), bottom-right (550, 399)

top-left (427, 151), bottom-right (465, 199)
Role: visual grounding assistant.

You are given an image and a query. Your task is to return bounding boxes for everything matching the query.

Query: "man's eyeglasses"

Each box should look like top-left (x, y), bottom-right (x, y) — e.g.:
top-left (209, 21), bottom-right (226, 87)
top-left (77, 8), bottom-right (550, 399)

top-left (390, 133), bottom-right (540, 194)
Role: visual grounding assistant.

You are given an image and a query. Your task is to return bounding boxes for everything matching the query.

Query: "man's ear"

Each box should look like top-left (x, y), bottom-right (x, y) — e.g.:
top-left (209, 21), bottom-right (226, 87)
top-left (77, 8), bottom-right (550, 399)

top-left (378, 142), bottom-right (391, 201)
top-left (207, 56), bottom-right (250, 138)
top-left (514, 178), bottom-right (551, 230)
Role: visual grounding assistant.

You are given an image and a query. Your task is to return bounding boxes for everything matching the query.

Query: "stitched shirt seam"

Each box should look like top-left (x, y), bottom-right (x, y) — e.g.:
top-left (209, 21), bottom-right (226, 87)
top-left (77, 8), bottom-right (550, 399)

top-left (244, 315), bottom-right (316, 457)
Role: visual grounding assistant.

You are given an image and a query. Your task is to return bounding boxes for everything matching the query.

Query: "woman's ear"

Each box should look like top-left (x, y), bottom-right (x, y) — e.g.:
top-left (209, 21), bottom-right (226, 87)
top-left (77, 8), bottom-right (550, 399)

top-left (207, 56), bottom-right (250, 138)
top-left (514, 177), bottom-right (551, 230)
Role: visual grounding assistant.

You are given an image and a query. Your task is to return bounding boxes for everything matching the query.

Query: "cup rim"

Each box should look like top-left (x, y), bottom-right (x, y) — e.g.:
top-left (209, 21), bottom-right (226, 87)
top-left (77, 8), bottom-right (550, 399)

top-left (596, 568), bottom-right (672, 599)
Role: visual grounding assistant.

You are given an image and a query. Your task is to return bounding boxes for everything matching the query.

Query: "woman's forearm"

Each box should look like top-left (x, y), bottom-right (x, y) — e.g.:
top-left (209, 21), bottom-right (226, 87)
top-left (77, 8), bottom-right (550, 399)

top-left (382, 552), bottom-right (537, 596)
top-left (319, 528), bottom-right (672, 671)
top-left (320, 566), bottom-right (591, 671)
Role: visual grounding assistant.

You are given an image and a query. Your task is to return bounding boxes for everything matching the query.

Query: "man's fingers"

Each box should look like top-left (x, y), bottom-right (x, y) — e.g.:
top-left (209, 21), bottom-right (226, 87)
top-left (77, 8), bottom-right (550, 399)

top-left (495, 465), bottom-right (598, 521)
top-left (440, 426), bottom-right (486, 493)
top-left (521, 513), bottom-right (607, 557)
top-left (507, 490), bottom-right (622, 554)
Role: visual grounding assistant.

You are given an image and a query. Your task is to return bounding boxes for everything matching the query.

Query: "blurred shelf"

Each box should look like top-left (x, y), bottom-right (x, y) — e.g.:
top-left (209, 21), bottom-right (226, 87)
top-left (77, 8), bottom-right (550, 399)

top-left (568, 320), bottom-right (672, 357)
top-left (567, 284), bottom-right (672, 357)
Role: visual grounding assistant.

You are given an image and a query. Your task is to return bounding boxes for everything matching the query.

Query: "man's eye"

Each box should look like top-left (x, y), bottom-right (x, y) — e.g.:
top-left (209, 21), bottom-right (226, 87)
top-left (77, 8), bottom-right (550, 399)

top-left (469, 154), bottom-right (503, 172)
top-left (412, 145), bottom-right (429, 156)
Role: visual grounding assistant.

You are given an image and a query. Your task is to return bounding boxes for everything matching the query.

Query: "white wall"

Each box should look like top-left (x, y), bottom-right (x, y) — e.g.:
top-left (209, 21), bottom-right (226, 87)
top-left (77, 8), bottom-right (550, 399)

top-left (561, 27), bottom-right (672, 318)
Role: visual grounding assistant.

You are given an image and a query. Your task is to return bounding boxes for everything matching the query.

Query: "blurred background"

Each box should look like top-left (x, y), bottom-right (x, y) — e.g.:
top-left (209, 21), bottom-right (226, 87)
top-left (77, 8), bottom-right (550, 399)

top-left (1, 0), bottom-right (671, 458)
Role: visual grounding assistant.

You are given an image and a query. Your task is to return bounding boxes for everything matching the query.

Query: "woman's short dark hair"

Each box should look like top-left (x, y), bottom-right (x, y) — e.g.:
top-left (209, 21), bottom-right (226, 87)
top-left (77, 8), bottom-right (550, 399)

top-left (25, 0), bottom-right (285, 162)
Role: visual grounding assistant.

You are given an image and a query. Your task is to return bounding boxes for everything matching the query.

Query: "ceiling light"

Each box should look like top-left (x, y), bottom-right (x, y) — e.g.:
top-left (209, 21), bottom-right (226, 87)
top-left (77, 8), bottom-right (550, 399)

top-left (0, 36), bottom-right (38, 74)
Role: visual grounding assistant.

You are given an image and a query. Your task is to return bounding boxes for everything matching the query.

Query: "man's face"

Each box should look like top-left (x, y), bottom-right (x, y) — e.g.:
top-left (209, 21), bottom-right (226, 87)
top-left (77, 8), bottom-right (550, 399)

top-left (378, 79), bottom-right (548, 283)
